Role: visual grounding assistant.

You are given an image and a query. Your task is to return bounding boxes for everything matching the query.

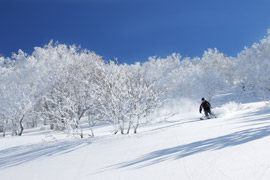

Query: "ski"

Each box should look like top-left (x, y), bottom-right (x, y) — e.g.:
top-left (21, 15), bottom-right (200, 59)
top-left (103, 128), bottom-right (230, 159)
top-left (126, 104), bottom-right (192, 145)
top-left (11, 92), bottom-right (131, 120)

top-left (200, 116), bottom-right (211, 120)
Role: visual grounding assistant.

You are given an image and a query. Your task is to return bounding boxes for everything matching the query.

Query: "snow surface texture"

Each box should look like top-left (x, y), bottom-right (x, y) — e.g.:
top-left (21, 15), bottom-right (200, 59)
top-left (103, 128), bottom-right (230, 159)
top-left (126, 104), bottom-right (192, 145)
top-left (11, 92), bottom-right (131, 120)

top-left (1, 91), bottom-right (270, 180)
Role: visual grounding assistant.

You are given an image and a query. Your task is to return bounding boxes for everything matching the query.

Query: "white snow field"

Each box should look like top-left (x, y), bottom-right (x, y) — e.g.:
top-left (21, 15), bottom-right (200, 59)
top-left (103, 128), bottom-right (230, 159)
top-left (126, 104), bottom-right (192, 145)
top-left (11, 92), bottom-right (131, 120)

top-left (1, 92), bottom-right (270, 180)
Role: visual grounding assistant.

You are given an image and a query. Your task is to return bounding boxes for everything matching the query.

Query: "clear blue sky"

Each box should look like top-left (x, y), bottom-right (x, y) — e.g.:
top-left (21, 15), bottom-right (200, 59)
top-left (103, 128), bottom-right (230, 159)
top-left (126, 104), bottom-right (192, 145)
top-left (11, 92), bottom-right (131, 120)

top-left (1, 0), bottom-right (270, 64)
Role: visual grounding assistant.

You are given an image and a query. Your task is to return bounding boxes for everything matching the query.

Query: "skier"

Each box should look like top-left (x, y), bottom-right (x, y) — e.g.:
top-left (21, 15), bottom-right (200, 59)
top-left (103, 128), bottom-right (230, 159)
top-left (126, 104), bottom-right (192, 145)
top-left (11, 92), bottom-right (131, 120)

top-left (199, 98), bottom-right (213, 118)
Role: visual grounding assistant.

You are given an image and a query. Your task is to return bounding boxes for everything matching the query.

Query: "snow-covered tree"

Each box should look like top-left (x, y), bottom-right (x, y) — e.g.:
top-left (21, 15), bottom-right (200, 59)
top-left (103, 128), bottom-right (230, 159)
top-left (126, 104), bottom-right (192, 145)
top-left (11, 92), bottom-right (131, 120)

top-left (35, 43), bottom-right (105, 138)
top-left (235, 32), bottom-right (270, 99)
top-left (0, 50), bottom-right (40, 136)
top-left (125, 63), bottom-right (164, 133)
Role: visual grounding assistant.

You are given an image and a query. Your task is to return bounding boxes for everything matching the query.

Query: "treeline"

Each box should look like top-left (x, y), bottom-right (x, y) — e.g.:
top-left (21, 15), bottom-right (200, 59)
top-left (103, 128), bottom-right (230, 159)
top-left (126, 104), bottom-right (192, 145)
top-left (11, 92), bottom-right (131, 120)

top-left (1, 32), bottom-right (270, 137)
top-left (0, 42), bottom-right (163, 137)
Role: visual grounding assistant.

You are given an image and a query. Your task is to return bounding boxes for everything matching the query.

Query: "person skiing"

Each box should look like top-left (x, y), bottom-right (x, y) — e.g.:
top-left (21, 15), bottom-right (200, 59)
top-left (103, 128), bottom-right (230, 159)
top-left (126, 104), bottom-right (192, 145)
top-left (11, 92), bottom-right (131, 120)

top-left (199, 98), bottom-right (213, 117)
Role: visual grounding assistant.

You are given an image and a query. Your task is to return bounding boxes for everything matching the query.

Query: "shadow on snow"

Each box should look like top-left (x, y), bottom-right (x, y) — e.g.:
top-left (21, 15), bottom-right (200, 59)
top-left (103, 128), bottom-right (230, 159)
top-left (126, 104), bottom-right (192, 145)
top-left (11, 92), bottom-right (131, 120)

top-left (110, 125), bottom-right (270, 169)
top-left (0, 139), bottom-right (91, 169)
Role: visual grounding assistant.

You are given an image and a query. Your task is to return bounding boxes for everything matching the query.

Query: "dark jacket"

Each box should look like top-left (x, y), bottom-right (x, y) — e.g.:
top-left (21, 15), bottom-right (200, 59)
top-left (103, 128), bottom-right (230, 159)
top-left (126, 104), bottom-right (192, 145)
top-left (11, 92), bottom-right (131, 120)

top-left (199, 100), bottom-right (211, 113)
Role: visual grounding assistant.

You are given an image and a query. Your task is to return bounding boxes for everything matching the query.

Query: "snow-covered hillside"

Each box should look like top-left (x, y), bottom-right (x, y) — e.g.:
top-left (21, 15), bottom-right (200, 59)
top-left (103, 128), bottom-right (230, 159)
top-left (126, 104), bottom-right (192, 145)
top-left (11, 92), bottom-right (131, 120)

top-left (1, 91), bottom-right (270, 180)
top-left (1, 30), bottom-right (270, 180)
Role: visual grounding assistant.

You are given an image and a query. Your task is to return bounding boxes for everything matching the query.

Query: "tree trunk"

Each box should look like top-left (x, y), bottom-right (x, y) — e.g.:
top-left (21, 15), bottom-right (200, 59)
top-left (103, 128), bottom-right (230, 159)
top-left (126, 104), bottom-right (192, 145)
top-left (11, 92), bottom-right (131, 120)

top-left (78, 118), bottom-right (83, 138)
top-left (12, 120), bottom-right (18, 136)
top-left (18, 115), bottom-right (25, 136)
top-left (77, 117), bottom-right (83, 139)
top-left (127, 121), bottom-right (132, 134)
top-left (89, 128), bottom-right (94, 137)
top-left (134, 124), bottom-right (139, 134)
top-left (12, 129), bottom-right (18, 136)
top-left (3, 126), bottom-right (6, 137)
top-left (80, 129), bottom-right (83, 138)
top-left (88, 117), bottom-right (95, 137)
top-left (77, 108), bottom-right (89, 139)
top-left (120, 120), bottom-right (124, 134)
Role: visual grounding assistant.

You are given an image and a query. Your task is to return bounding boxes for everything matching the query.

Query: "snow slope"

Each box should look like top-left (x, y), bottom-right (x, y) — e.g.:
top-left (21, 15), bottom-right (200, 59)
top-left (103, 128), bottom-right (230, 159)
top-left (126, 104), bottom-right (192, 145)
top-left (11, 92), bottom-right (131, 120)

top-left (1, 92), bottom-right (270, 180)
